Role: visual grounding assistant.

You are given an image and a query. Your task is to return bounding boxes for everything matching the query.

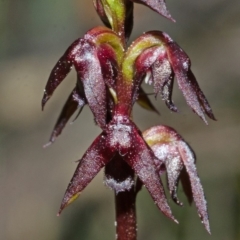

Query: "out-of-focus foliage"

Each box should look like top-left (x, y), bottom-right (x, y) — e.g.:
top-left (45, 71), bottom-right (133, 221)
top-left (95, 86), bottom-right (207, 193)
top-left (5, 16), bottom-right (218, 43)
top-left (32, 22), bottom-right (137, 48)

top-left (1, 1), bottom-right (240, 240)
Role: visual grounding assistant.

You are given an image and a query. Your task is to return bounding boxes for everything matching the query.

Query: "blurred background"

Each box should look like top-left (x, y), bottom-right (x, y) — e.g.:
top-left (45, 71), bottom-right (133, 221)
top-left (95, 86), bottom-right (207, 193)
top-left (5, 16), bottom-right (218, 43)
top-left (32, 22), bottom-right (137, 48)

top-left (1, 0), bottom-right (240, 239)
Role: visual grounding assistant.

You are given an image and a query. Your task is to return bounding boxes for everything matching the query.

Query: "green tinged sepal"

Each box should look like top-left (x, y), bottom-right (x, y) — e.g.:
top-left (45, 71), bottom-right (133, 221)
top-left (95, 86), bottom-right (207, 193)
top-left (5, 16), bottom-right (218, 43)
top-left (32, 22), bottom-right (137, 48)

top-left (85, 26), bottom-right (124, 65)
top-left (93, 0), bottom-right (134, 41)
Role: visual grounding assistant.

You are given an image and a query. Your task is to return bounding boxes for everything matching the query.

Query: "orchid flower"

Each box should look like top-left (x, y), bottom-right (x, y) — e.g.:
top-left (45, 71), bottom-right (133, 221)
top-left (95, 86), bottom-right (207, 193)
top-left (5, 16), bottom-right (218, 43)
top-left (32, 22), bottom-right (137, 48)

top-left (143, 125), bottom-right (210, 233)
top-left (42, 0), bottom-right (215, 238)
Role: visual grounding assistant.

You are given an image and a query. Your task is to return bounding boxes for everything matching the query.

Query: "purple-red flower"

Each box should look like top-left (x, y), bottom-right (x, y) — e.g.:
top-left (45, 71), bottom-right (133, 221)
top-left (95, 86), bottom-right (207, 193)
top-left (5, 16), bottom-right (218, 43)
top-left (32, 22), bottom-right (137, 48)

top-left (57, 114), bottom-right (179, 223)
top-left (143, 125), bottom-right (210, 233)
top-left (42, 23), bottom-right (214, 233)
top-left (131, 31), bottom-right (216, 124)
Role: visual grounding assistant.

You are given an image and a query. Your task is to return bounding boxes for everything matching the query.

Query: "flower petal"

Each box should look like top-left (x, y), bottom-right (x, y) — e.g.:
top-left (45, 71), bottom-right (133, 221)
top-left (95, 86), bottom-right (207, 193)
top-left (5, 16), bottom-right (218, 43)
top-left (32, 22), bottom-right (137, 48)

top-left (151, 144), bottom-right (183, 206)
top-left (134, 44), bottom-right (177, 112)
top-left (129, 44), bottom-right (164, 105)
top-left (165, 153), bottom-right (183, 206)
top-left (44, 81), bottom-right (86, 146)
top-left (163, 36), bottom-right (216, 123)
top-left (131, 0), bottom-right (175, 22)
top-left (74, 40), bottom-right (107, 128)
top-left (178, 141), bottom-right (210, 234)
top-left (152, 58), bottom-right (177, 112)
top-left (42, 39), bottom-right (83, 110)
top-left (187, 70), bottom-right (216, 121)
top-left (58, 133), bottom-right (115, 215)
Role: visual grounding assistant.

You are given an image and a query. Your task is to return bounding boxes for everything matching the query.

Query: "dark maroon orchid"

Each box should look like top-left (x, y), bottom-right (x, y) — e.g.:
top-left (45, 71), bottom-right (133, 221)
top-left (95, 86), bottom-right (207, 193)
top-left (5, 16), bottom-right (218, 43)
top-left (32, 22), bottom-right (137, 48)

top-left (58, 114), bottom-right (178, 223)
top-left (130, 31), bottom-right (216, 124)
top-left (42, 26), bottom-right (214, 230)
top-left (42, 0), bottom-right (215, 238)
top-left (143, 125), bottom-right (210, 233)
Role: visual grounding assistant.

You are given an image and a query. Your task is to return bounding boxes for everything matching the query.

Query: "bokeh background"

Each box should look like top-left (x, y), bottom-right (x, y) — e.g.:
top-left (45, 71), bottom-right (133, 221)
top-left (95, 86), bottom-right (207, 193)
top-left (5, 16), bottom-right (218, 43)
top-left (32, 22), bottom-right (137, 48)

top-left (1, 0), bottom-right (240, 239)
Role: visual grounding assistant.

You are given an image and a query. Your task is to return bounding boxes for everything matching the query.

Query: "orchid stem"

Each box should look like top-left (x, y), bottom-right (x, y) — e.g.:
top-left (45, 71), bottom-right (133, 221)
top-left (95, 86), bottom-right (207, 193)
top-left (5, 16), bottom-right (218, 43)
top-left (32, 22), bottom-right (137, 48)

top-left (115, 186), bottom-right (137, 240)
